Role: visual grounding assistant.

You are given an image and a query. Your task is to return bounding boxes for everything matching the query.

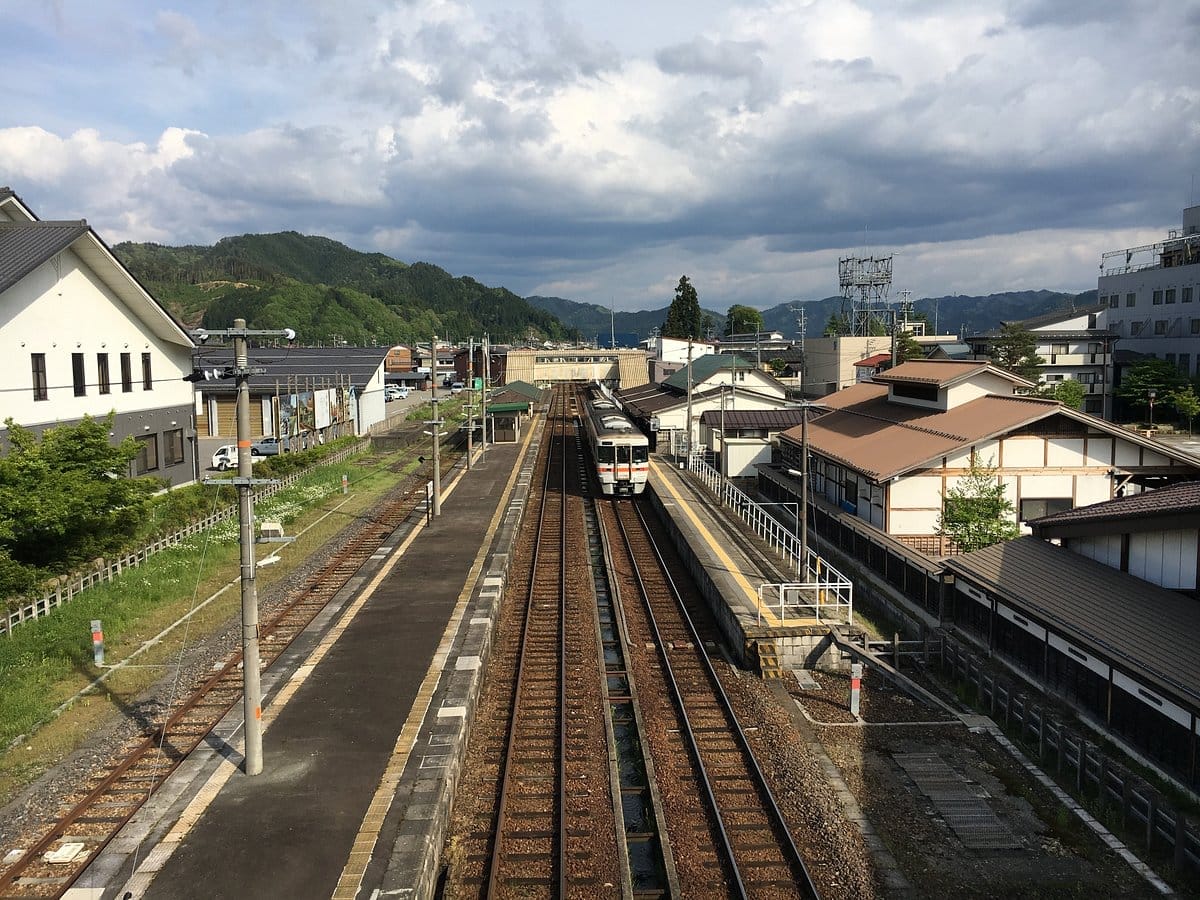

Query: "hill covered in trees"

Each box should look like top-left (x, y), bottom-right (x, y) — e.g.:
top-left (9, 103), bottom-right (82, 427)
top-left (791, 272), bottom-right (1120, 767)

top-left (114, 232), bottom-right (580, 346)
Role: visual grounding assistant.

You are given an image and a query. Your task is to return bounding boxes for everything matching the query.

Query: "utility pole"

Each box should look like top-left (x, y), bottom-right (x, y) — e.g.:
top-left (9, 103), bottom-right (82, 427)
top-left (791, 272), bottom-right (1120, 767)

top-left (685, 337), bottom-right (694, 461)
top-left (431, 333), bottom-right (442, 517)
top-left (466, 336), bottom-right (474, 469)
top-left (481, 333), bottom-right (489, 452)
top-left (187, 319), bottom-right (294, 776)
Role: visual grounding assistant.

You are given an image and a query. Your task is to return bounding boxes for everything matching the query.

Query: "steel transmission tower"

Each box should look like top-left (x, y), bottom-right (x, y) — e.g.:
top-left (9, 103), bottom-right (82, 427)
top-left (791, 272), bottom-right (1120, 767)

top-left (838, 254), bottom-right (893, 336)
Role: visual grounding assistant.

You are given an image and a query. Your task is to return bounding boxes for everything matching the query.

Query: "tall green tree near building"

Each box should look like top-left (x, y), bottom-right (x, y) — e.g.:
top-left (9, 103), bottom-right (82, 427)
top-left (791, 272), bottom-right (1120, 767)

top-left (1169, 385), bottom-right (1200, 434)
top-left (662, 275), bottom-right (704, 339)
top-left (936, 457), bottom-right (1019, 552)
top-left (987, 323), bottom-right (1044, 382)
top-left (1117, 358), bottom-right (1186, 420)
top-left (725, 304), bottom-right (764, 337)
top-left (893, 329), bottom-right (924, 364)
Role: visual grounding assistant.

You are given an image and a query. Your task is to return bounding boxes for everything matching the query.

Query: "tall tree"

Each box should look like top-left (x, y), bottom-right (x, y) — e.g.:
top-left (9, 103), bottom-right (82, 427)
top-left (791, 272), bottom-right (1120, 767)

top-left (725, 304), bottom-right (764, 337)
top-left (937, 457), bottom-right (1020, 552)
top-left (987, 323), bottom-right (1044, 382)
top-left (893, 329), bottom-right (924, 364)
top-left (662, 276), bottom-right (704, 339)
top-left (1169, 385), bottom-right (1200, 434)
top-left (1117, 358), bottom-right (1186, 419)
top-left (1041, 379), bottom-right (1085, 410)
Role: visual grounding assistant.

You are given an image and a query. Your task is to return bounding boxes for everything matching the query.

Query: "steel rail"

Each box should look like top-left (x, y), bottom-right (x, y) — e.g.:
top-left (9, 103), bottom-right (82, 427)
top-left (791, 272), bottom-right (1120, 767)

top-left (0, 457), bottom-right (450, 899)
top-left (486, 386), bottom-right (568, 897)
top-left (616, 499), bottom-right (820, 900)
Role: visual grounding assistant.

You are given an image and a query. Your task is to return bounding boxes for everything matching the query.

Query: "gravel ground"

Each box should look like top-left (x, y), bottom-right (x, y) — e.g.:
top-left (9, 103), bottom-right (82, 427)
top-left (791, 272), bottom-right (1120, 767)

top-left (785, 667), bottom-right (1167, 899)
top-left (0, 466), bottom-right (397, 862)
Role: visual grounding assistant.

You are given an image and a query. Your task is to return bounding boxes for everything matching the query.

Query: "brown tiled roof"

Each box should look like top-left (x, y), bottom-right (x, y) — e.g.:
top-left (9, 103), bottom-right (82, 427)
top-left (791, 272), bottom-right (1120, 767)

top-left (946, 537), bottom-right (1200, 705)
top-left (872, 358), bottom-right (1031, 388)
top-left (853, 353), bottom-right (891, 367)
top-left (783, 389), bottom-right (1058, 481)
top-left (1031, 481), bottom-right (1200, 527)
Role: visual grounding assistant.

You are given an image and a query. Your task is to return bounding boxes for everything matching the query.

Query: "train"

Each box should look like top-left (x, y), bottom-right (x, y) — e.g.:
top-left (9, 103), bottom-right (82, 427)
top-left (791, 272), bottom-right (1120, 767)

top-left (581, 383), bottom-right (649, 496)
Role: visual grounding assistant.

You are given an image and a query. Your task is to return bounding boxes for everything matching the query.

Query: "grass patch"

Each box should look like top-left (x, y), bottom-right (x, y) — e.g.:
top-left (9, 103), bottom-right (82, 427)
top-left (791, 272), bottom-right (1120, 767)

top-left (0, 440), bottom-right (422, 807)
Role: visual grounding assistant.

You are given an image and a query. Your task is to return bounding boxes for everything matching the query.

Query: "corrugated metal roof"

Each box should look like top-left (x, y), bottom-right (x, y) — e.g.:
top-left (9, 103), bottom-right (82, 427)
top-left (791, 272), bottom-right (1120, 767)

top-left (698, 408), bottom-right (810, 429)
top-left (1032, 480), bottom-right (1200, 527)
top-left (946, 537), bottom-right (1200, 705)
top-left (193, 346), bottom-right (387, 392)
top-left (499, 380), bottom-right (544, 401)
top-left (853, 353), bottom-right (891, 367)
top-left (0, 220), bottom-right (89, 293)
top-left (663, 353), bottom-right (755, 391)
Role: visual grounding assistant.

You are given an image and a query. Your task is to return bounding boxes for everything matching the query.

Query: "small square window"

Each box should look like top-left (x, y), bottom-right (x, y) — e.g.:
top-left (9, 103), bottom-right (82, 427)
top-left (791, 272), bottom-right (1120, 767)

top-left (1166, 289), bottom-right (1176, 304)
top-left (135, 434), bottom-right (159, 474)
top-left (1153, 290), bottom-right (1163, 305)
top-left (1191, 319), bottom-right (1200, 335)
top-left (1184, 287), bottom-right (1194, 303)
top-left (1155, 320), bottom-right (1168, 335)
top-left (1126, 293), bottom-right (1136, 307)
top-left (1131, 321), bottom-right (1145, 335)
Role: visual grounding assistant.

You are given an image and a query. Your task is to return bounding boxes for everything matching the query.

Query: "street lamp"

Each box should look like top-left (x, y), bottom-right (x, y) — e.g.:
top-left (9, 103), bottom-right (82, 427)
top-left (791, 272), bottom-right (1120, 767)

top-left (1148, 389), bottom-right (1157, 428)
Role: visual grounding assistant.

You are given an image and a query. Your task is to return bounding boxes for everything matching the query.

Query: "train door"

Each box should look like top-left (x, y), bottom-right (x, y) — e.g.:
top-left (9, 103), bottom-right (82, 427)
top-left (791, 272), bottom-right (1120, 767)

top-left (615, 442), bottom-right (633, 490)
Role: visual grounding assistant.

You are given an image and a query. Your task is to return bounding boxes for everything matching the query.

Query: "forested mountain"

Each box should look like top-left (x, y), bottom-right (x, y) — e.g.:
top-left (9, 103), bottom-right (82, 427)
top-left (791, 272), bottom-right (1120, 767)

top-left (114, 233), bottom-right (580, 346)
top-left (527, 295), bottom-right (725, 346)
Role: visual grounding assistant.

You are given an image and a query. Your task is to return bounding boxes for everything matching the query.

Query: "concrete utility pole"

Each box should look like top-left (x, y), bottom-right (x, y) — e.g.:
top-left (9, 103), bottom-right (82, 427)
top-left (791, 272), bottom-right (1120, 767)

top-left (686, 337), bottom-right (694, 460)
top-left (431, 333), bottom-right (442, 517)
top-left (189, 318), bottom-right (294, 776)
top-left (481, 333), bottom-right (489, 452)
top-left (466, 336), bottom-right (474, 469)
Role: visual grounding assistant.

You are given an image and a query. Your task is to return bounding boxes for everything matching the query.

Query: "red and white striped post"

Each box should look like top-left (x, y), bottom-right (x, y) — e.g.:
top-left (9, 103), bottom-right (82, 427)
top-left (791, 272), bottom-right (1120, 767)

top-left (849, 662), bottom-right (862, 717)
top-left (91, 619), bottom-right (104, 667)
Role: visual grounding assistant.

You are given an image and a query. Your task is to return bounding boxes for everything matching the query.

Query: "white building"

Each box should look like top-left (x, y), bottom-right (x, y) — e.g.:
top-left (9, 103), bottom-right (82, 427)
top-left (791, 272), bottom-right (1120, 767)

top-left (1100, 205), bottom-right (1200, 377)
top-left (0, 187), bottom-right (198, 484)
top-left (774, 359), bottom-right (1200, 555)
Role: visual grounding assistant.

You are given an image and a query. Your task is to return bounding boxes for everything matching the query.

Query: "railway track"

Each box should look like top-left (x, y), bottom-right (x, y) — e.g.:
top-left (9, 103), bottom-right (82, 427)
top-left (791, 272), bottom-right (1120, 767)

top-left (444, 386), bottom-right (620, 899)
top-left (598, 497), bottom-right (820, 900)
top-left (0, 453), bottom-right (455, 900)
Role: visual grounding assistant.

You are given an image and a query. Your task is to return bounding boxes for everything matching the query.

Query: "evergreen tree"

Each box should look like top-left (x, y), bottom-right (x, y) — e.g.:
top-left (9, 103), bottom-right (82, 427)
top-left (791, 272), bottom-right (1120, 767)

top-left (1169, 385), bottom-right (1200, 434)
top-left (1117, 358), bottom-right (1186, 419)
top-left (987, 323), bottom-right (1044, 382)
top-left (893, 329), bottom-right (924, 363)
top-left (937, 457), bottom-right (1020, 552)
top-left (662, 276), bottom-right (704, 339)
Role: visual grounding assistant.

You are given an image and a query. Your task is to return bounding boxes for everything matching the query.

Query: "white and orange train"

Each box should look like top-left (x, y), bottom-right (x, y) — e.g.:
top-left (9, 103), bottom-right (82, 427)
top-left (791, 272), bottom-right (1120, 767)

top-left (581, 383), bottom-right (649, 496)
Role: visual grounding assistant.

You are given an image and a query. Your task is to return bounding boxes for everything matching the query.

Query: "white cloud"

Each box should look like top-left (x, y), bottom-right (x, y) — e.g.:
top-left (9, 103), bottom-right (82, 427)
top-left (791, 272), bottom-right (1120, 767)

top-left (0, 0), bottom-right (1195, 311)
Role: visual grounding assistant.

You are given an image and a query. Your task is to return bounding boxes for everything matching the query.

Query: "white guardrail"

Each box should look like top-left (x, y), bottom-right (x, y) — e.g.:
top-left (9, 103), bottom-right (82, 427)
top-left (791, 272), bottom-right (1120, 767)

top-left (685, 451), bottom-right (854, 626)
top-left (1, 439), bottom-right (369, 638)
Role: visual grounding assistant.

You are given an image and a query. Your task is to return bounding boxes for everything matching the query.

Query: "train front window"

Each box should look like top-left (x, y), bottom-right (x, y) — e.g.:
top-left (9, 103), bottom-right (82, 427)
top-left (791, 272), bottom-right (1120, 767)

top-left (597, 444), bottom-right (615, 463)
top-left (633, 445), bottom-right (648, 463)
top-left (617, 445), bottom-right (631, 465)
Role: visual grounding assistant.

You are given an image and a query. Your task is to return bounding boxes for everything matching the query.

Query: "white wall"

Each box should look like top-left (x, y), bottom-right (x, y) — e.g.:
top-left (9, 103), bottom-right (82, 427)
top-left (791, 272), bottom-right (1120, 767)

top-left (1129, 530), bottom-right (1198, 589)
top-left (0, 248), bottom-right (193, 430)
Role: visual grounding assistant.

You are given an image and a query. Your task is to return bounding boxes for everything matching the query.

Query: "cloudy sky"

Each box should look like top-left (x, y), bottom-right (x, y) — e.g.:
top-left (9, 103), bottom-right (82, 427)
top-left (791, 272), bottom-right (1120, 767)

top-left (2, 0), bottom-right (1198, 311)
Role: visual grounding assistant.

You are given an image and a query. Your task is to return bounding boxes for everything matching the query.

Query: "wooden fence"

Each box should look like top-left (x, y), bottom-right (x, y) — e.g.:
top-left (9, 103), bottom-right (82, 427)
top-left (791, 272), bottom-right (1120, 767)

top-left (1, 439), bottom-right (369, 638)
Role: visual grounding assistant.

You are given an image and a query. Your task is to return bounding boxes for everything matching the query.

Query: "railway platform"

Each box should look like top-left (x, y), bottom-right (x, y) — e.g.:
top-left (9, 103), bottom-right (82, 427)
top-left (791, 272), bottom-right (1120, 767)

top-left (71, 427), bottom-right (540, 900)
top-left (646, 455), bottom-right (857, 674)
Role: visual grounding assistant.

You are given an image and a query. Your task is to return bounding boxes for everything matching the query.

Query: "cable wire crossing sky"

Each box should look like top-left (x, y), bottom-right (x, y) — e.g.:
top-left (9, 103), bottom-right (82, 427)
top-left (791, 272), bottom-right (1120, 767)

top-left (1, 0), bottom-right (1197, 310)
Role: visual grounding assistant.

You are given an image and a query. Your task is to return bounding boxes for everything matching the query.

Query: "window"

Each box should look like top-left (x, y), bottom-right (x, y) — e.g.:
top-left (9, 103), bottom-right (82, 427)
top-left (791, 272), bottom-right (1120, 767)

top-left (1078, 372), bottom-right (1098, 384)
top-left (1045, 374), bottom-right (1064, 382)
top-left (891, 382), bottom-right (939, 402)
top-left (72, 353), bottom-right (86, 396)
top-left (1184, 287), bottom-right (1194, 303)
top-left (1180, 354), bottom-right (1191, 374)
top-left (1166, 353), bottom-right (1176, 366)
top-left (1020, 497), bottom-right (1072, 521)
top-left (120, 353), bottom-right (133, 392)
top-left (97, 353), bottom-right (110, 395)
top-left (141, 352), bottom-right (153, 390)
top-left (1108, 295), bottom-right (1119, 308)
top-left (31, 353), bottom-right (48, 401)
top-left (164, 428), bottom-right (185, 466)
top-left (1050, 343), bottom-right (1069, 355)
top-left (135, 434), bottom-right (159, 474)
top-left (1153, 290), bottom-right (1163, 305)
top-left (1131, 321), bottom-right (1145, 336)
top-left (1155, 320), bottom-right (1168, 335)
top-left (1166, 289), bottom-right (1176, 304)
top-left (1087, 342), bottom-right (1102, 354)
top-left (1126, 293), bottom-right (1136, 307)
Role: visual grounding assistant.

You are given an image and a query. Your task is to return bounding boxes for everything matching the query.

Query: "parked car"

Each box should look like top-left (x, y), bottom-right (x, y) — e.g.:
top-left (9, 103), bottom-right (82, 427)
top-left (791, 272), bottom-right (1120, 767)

top-left (212, 444), bottom-right (236, 470)
top-left (251, 436), bottom-right (282, 456)
top-left (450, 381), bottom-right (465, 394)
top-left (211, 444), bottom-right (263, 470)
top-left (384, 385), bottom-right (402, 401)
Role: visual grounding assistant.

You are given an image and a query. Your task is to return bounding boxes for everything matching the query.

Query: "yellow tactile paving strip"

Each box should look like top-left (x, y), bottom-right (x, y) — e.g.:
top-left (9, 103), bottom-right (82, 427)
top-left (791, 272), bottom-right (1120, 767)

top-left (332, 424), bottom-right (539, 899)
top-left (648, 458), bottom-right (783, 628)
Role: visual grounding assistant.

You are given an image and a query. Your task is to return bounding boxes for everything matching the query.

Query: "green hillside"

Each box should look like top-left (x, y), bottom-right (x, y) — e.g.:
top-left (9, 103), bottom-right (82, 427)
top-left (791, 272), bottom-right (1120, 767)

top-left (114, 233), bottom-right (579, 346)
top-left (527, 295), bottom-right (725, 343)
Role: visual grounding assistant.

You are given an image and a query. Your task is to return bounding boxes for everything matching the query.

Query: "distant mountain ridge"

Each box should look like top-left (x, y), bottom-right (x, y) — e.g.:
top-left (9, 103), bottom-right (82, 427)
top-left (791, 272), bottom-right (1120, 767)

top-left (114, 232), bottom-right (580, 345)
top-left (533, 290), bottom-right (1100, 342)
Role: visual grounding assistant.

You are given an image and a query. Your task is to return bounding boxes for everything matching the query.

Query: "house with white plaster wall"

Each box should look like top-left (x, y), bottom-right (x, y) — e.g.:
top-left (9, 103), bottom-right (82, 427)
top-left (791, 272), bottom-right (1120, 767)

top-left (0, 187), bottom-right (197, 485)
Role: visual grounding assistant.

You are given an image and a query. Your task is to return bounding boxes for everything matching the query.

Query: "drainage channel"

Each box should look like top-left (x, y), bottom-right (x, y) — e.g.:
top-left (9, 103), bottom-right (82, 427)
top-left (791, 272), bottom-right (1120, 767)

top-left (585, 497), bottom-right (676, 898)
